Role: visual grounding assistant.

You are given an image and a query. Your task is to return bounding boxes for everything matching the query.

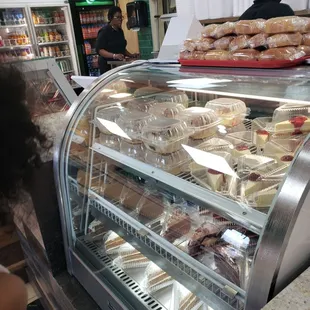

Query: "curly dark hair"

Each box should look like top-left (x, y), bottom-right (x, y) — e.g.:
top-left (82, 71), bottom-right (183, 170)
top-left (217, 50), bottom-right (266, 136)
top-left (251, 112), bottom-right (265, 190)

top-left (108, 6), bottom-right (122, 21)
top-left (0, 64), bottom-right (50, 199)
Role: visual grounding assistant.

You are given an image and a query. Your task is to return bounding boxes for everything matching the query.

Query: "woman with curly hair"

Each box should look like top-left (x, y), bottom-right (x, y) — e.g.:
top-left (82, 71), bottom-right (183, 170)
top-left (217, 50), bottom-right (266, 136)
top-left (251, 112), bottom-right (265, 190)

top-left (0, 63), bottom-right (50, 309)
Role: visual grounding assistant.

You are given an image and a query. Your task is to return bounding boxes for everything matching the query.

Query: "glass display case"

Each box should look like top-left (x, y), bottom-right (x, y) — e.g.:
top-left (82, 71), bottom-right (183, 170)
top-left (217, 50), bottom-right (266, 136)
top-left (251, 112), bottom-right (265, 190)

top-left (55, 61), bottom-right (310, 310)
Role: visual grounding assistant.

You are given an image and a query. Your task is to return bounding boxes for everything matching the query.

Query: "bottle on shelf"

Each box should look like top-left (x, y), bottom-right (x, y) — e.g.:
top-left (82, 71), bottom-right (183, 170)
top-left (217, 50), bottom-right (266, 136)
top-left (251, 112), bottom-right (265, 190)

top-left (43, 28), bottom-right (49, 43)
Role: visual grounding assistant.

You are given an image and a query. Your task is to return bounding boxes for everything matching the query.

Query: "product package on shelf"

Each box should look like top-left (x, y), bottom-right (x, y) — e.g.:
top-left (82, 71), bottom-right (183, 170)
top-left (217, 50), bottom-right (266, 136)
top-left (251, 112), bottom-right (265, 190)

top-left (102, 231), bottom-right (126, 256)
top-left (113, 249), bottom-right (150, 270)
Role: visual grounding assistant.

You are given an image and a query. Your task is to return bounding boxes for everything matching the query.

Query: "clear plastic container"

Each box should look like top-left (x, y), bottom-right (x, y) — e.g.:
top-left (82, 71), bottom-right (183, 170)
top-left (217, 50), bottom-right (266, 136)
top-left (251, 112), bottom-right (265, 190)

top-left (272, 103), bottom-right (310, 123)
top-left (198, 137), bottom-right (234, 153)
top-left (120, 140), bottom-right (145, 161)
top-left (205, 97), bottom-right (248, 127)
top-left (120, 182), bottom-right (142, 212)
top-left (154, 91), bottom-right (189, 108)
top-left (116, 110), bottom-right (156, 142)
top-left (252, 117), bottom-right (273, 149)
top-left (126, 98), bottom-right (157, 112)
top-left (225, 131), bottom-right (256, 159)
top-left (141, 118), bottom-right (190, 154)
top-left (113, 250), bottom-right (150, 269)
top-left (144, 148), bottom-right (190, 175)
top-left (133, 86), bottom-right (161, 98)
top-left (101, 173), bottom-right (126, 202)
top-left (148, 102), bottom-right (185, 119)
top-left (103, 231), bottom-right (126, 255)
top-left (177, 107), bottom-right (220, 140)
top-left (99, 133), bottom-right (120, 151)
top-left (136, 191), bottom-right (165, 220)
top-left (96, 106), bottom-right (125, 134)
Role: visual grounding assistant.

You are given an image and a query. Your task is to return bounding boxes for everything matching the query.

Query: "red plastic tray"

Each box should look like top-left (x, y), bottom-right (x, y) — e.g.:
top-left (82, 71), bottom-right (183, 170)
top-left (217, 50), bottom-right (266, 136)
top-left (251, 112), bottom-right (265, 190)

top-left (179, 56), bottom-right (310, 69)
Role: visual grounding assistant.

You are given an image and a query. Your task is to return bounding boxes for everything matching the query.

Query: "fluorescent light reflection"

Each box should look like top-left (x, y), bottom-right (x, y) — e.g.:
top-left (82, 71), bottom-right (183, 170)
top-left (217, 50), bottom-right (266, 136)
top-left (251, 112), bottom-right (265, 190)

top-left (109, 93), bottom-right (132, 99)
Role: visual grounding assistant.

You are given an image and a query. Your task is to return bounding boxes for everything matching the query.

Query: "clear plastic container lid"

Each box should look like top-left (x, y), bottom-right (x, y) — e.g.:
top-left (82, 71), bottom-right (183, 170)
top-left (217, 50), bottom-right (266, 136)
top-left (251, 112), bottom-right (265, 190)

top-left (198, 137), bottom-right (234, 153)
top-left (120, 139), bottom-right (145, 161)
top-left (133, 86), bottom-right (161, 98)
top-left (148, 102), bottom-right (185, 118)
top-left (116, 110), bottom-right (156, 141)
top-left (126, 98), bottom-right (157, 112)
top-left (272, 103), bottom-right (310, 123)
top-left (205, 97), bottom-right (247, 116)
top-left (141, 118), bottom-right (191, 154)
top-left (225, 131), bottom-right (257, 158)
top-left (144, 148), bottom-right (190, 175)
top-left (154, 91), bottom-right (189, 108)
top-left (96, 106), bottom-right (126, 134)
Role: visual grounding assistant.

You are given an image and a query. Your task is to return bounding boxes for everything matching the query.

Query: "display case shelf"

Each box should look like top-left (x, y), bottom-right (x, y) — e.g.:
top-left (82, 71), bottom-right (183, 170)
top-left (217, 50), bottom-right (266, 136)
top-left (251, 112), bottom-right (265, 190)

top-left (34, 23), bottom-right (66, 27)
top-left (38, 40), bottom-right (68, 46)
top-left (88, 190), bottom-right (244, 310)
top-left (0, 24), bottom-right (27, 28)
top-left (0, 44), bottom-right (32, 50)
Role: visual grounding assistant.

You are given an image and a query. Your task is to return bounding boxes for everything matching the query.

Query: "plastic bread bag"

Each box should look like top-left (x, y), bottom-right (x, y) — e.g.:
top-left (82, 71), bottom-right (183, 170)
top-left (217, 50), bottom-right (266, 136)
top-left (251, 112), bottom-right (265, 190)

top-left (183, 39), bottom-right (198, 52)
top-left (213, 36), bottom-right (234, 50)
top-left (229, 35), bottom-right (250, 52)
top-left (101, 231), bottom-right (126, 255)
top-left (267, 33), bottom-right (302, 48)
top-left (302, 33), bottom-right (310, 46)
top-left (179, 50), bottom-right (193, 60)
top-left (297, 45), bottom-right (310, 56)
top-left (201, 24), bottom-right (218, 38)
top-left (265, 16), bottom-right (309, 34)
top-left (113, 249), bottom-right (150, 270)
top-left (235, 19), bottom-right (266, 35)
top-left (141, 262), bottom-right (173, 294)
top-left (170, 282), bottom-right (203, 310)
top-left (259, 47), bottom-right (305, 61)
top-left (210, 22), bottom-right (236, 39)
top-left (195, 38), bottom-right (215, 52)
top-left (248, 33), bottom-right (269, 49)
top-left (230, 49), bottom-right (260, 61)
top-left (204, 50), bottom-right (230, 60)
top-left (192, 51), bottom-right (206, 60)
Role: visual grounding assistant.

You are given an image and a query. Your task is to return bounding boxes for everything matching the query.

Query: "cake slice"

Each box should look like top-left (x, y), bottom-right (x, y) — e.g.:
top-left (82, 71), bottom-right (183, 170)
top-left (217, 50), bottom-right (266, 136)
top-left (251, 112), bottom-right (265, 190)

top-left (232, 144), bottom-right (252, 158)
top-left (206, 169), bottom-right (225, 191)
top-left (254, 129), bottom-right (270, 148)
top-left (244, 172), bottom-right (264, 196)
top-left (252, 185), bottom-right (279, 207)
top-left (114, 250), bottom-right (149, 269)
top-left (275, 115), bottom-right (310, 135)
top-left (180, 293), bottom-right (201, 310)
top-left (105, 232), bottom-right (126, 253)
top-left (144, 263), bottom-right (172, 293)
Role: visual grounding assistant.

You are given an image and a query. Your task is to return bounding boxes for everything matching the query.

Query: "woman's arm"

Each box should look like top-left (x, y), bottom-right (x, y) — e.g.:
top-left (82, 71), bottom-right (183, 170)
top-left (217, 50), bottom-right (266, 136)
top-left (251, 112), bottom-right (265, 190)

top-left (98, 48), bottom-right (124, 60)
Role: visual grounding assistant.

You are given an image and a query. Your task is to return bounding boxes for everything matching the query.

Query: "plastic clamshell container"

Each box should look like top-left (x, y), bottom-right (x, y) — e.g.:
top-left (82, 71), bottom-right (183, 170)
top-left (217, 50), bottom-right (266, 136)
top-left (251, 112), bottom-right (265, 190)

top-left (144, 148), bottom-right (191, 175)
top-left (148, 102), bottom-right (185, 119)
top-left (117, 110), bottom-right (156, 142)
top-left (252, 117), bottom-right (273, 149)
top-left (99, 133), bottom-right (120, 151)
top-left (133, 86), bottom-right (162, 98)
top-left (197, 137), bottom-right (234, 153)
top-left (272, 103), bottom-right (310, 123)
top-left (113, 250), bottom-right (150, 269)
top-left (154, 91), bottom-right (189, 108)
top-left (96, 106), bottom-right (126, 134)
top-left (177, 107), bottom-right (221, 140)
top-left (141, 117), bottom-right (191, 154)
top-left (120, 139), bottom-right (145, 161)
top-left (205, 97), bottom-right (248, 127)
top-left (126, 98), bottom-right (157, 112)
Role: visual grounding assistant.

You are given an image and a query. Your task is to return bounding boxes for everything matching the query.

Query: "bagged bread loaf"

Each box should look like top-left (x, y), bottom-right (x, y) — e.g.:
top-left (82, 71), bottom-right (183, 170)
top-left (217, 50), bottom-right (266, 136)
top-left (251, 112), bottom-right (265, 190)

top-left (297, 45), bottom-right (310, 56)
top-left (179, 50), bottom-right (193, 60)
top-left (183, 39), bottom-right (198, 52)
top-left (235, 19), bottom-right (265, 35)
top-left (193, 51), bottom-right (205, 60)
top-left (196, 38), bottom-right (215, 51)
top-left (213, 36), bottom-right (235, 50)
top-left (259, 47), bottom-right (305, 61)
top-left (231, 49), bottom-right (260, 61)
top-left (302, 33), bottom-right (310, 46)
top-left (265, 16), bottom-right (308, 34)
top-left (249, 33), bottom-right (268, 48)
top-left (211, 22), bottom-right (236, 39)
top-left (204, 50), bottom-right (230, 60)
top-left (267, 33), bottom-right (302, 48)
top-left (229, 35), bottom-right (250, 51)
top-left (201, 24), bottom-right (218, 38)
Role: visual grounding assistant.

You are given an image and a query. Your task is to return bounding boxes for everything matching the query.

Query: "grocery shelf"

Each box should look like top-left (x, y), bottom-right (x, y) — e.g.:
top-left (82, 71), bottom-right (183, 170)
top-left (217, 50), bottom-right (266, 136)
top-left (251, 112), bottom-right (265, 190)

top-left (55, 56), bottom-right (72, 60)
top-left (38, 40), bottom-right (68, 46)
top-left (0, 44), bottom-right (32, 51)
top-left (0, 24), bottom-right (27, 29)
top-left (76, 236), bottom-right (167, 310)
top-left (91, 143), bottom-right (266, 235)
top-left (34, 23), bottom-right (66, 27)
top-left (88, 190), bottom-right (245, 310)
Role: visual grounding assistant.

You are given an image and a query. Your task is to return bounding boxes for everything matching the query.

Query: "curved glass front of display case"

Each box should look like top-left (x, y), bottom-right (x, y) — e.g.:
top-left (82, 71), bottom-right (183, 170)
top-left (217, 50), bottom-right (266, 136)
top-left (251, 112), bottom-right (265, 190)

top-left (57, 61), bottom-right (310, 310)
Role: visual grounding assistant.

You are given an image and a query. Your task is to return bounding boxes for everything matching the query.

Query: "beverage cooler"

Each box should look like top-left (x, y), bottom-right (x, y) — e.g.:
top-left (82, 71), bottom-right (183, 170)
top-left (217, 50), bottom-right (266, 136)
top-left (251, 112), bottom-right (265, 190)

top-left (0, 2), bottom-right (80, 82)
top-left (69, 0), bottom-right (114, 77)
top-left (55, 62), bottom-right (310, 310)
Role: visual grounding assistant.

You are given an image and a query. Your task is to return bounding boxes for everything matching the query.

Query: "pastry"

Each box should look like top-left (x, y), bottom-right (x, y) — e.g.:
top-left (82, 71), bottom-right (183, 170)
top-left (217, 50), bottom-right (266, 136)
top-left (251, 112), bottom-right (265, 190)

top-left (154, 91), bottom-right (189, 107)
top-left (259, 47), bottom-right (305, 61)
top-left (265, 16), bottom-right (308, 34)
top-left (214, 36), bottom-right (235, 50)
top-left (134, 86), bottom-right (161, 98)
top-left (232, 144), bottom-right (252, 158)
top-left (148, 102), bottom-right (185, 119)
top-left (162, 210), bottom-right (191, 243)
top-left (201, 24), bottom-right (218, 38)
top-left (302, 33), bottom-right (310, 46)
top-left (297, 45), bottom-right (310, 56)
top-left (114, 250), bottom-right (149, 269)
top-left (105, 232), bottom-right (126, 253)
top-left (193, 51), bottom-right (205, 60)
top-left (180, 293), bottom-right (201, 310)
top-left (254, 129), bottom-right (270, 148)
top-left (244, 172), bottom-right (264, 196)
top-left (275, 115), bottom-right (310, 135)
top-left (183, 39), bottom-right (199, 52)
top-left (143, 263), bottom-right (172, 293)
top-left (179, 50), bottom-right (193, 60)
top-left (238, 154), bottom-right (277, 174)
top-left (235, 19), bottom-right (266, 35)
top-left (196, 38), bottom-right (215, 51)
top-left (267, 33), bottom-right (302, 48)
top-left (230, 49), bottom-right (260, 61)
top-left (127, 98), bottom-right (157, 112)
top-left (229, 35), bottom-right (251, 52)
top-left (206, 169), bottom-right (225, 191)
top-left (211, 22), bottom-right (236, 39)
top-left (249, 33), bottom-right (269, 49)
top-left (250, 185), bottom-right (279, 207)
top-left (204, 50), bottom-right (230, 60)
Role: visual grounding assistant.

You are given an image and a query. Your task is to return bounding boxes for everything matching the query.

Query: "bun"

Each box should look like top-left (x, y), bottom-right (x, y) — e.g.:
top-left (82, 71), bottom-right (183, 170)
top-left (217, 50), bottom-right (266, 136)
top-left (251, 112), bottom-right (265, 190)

top-left (235, 19), bottom-right (265, 35)
top-left (229, 35), bottom-right (250, 51)
top-left (196, 38), bottom-right (215, 51)
top-left (249, 33), bottom-right (269, 49)
top-left (211, 22), bottom-right (235, 39)
top-left (204, 50), bottom-right (230, 60)
top-left (183, 39), bottom-right (198, 52)
top-left (213, 36), bottom-right (235, 50)
top-left (267, 33), bottom-right (302, 48)
top-left (302, 33), bottom-right (310, 46)
top-left (297, 45), bottom-right (310, 56)
top-left (265, 16), bottom-right (308, 34)
top-left (201, 24), bottom-right (218, 38)
top-left (179, 50), bottom-right (192, 60)
top-left (231, 49), bottom-right (260, 61)
top-left (193, 51), bottom-right (205, 60)
top-left (259, 47), bottom-right (305, 61)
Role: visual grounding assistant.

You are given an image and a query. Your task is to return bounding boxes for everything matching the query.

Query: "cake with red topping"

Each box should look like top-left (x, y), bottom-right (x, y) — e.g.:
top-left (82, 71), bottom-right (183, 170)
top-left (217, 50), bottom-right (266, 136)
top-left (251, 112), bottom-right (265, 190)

top-left (275, 115), bottom-right (310, 135)
top-left (232, 144), bottom-right (252, 158)
top-left (206, 169), bottom-right (226, 191)
top-left (254, 129), bottom-right (270, 148)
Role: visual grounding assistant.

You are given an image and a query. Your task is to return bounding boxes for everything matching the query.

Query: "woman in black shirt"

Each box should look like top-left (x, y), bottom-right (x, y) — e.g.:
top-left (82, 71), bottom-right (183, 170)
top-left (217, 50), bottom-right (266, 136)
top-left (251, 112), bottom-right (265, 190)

top-left (96, 6), bottom-right (136, 74)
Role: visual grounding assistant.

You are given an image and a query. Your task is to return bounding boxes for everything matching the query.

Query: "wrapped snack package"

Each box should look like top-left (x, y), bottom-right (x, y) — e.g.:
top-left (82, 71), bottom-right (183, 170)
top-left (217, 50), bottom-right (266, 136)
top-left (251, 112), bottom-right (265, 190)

top-left (231, 49), bottom-right (260, 61)
top-left (113, 249), bottom-right (150, 269)
top-left (267, 33), bottom-right (302, 48)
top-left (179, 50), bottom-right (193, 60)
top-left (265, 16), bottom-right (309, 34)
top-left (249, 33), bottom-right (269, 49)
top-left (201, 24), bottom-right (218, 38)
top-left (229, 35), bottom-right (250, 52)
top-left (297, 45), bottom-right (310, 56)
top-left (259, 47), bottom-right (305, 61)
top-left (204, 50), bottom-right (230, 60)
top-left (213, 36), bottom-right (235, 50)
top-left (196, 38), bottom-right (215, 51)
top-left (210, 22), bottom-right (236, 39)
top-left (302, 33), bottom-right (310, 46)
top-left (235, 19), bottom-right (266, 35)
top-left (183, 39), bottom-right (198, 52)
top-left (141, 262), bottom-right (173, 294)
